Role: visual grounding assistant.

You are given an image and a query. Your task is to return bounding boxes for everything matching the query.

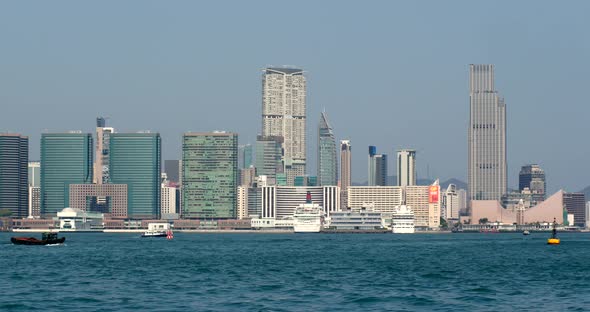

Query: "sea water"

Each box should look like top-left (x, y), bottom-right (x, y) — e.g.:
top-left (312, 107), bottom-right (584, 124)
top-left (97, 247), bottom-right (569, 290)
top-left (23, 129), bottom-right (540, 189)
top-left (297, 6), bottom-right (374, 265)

top-left (1, 232), bottom-right (589, 311)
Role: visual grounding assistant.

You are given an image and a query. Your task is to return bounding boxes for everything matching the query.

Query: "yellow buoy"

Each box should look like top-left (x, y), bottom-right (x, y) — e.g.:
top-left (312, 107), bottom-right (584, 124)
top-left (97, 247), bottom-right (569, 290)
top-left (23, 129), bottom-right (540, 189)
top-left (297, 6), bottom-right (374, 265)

top-left (547, 238), bottom-right (560, 245)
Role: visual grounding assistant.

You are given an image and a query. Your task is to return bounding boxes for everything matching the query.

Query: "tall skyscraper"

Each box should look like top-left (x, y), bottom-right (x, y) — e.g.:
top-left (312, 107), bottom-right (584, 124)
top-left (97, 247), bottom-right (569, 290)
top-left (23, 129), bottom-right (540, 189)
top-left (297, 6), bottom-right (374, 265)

top-left (182, 132), bottom-right (238, 219)
top-left (0, 134), bottom-right (29, 218)
top-left (262, 67), bottom-right (306, 185)
top-left (519, 164), bottom-right (546, 202)
top-left (340, 140), bottom-right (352, 208)
top-left (468, 64), bottom-right (507, 202)
top-left (368, 146), bottom-right (387, 186)
top-left (109, 132), bottom-right (161, 219)
top-left (564, 192), bottom-right (586, 226)
top-left (239, 144), bottom-right (253, 169)
top-left (255, 135), bottom-right (284, 182)
top-left (397, 149), bottom-right (416, 187)
top-left (94, 117), bottom-right (114, 184)
top-left (317, 112), bottom-right (337, 186)
top-left (41, 133), bottom-right (93, 216)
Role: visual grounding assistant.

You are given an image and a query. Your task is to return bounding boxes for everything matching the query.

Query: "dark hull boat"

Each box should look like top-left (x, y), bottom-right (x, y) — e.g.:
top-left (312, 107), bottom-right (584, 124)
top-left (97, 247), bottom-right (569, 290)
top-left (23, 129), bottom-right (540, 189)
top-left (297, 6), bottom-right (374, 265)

top-left (11, 233), bottom-right (65, 245)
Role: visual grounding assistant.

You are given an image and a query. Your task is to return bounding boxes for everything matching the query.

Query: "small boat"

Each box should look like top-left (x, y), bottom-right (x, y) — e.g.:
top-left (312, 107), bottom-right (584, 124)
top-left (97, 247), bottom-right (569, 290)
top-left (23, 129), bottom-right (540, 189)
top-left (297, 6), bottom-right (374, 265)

top-left (11, 232), bottom-right (65, 245)
top-left (547, 218), bottom-right (560, 245)
top-left (141, 222), bottom-right (170, 237)
top-left (523, 230), bottom-right (530, 236)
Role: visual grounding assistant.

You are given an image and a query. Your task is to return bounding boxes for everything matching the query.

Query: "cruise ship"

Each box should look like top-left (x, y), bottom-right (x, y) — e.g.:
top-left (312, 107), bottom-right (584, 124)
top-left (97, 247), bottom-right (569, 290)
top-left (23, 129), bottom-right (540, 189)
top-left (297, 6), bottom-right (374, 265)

top-left (392, 205), bottom-right (415, 234)
top-left (292, 192), bottom-right (325, 233)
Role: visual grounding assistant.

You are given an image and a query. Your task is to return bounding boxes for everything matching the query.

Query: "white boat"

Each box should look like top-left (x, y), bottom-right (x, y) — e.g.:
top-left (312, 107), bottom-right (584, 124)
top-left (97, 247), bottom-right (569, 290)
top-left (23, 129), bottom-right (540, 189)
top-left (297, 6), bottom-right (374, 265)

top-left (392, 205), bottom-right (415, 234)
top-left (141, 222), bottom-right (170, 238)
top-left (292, 192), bottom-right (325, 233)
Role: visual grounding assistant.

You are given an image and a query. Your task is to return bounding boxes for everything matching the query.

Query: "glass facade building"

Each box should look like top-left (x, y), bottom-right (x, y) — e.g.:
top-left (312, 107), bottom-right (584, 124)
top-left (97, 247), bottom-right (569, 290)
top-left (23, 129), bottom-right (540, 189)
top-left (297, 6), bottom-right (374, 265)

top-left (368, 146), bottom-right (387, 186)
top-left (41, 133), bottom-right (93, 216)
top-left (182, 132), bottom-right (238, 219)
top-left (109, 133), bottom-right (161, 219)
top-left (0, 134), bottom-right (29, 218)
top-left (317, 112), bottom-right (337, 186)
top-left (255, 135), bottom-right (283, 182)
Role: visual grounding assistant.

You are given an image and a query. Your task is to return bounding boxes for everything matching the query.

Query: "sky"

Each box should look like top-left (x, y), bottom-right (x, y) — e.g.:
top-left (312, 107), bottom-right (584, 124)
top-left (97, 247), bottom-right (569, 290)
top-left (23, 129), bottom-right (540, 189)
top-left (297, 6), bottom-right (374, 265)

top-left (1, 0), bottom-right (589, 193)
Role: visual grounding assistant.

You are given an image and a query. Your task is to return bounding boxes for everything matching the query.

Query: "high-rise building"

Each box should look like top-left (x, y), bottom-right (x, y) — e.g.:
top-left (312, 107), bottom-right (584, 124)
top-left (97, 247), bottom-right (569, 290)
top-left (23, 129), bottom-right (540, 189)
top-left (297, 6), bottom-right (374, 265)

top-left (255, 135), bottom-right (283, 183)
top-left (182, 132), bottom-right (238, 219)
top-left (28, 162), bottom-right (41, 217)
top-left (164, 160), bottom-right (181, 183)
top-left (0, 134), bottom-right (29, 218)
top-left (28, 161), bottom-right (40, 188)
top-left (161, 183), bottom-right (177, 216)
top-left (41, 133), bottom-right (93, 216)
top-left (239, 144), bottom-right (253, 169)
top-left (109, 133), bottom-right (161, 219)
top-left (318, 112), bottom-right (338, 186)
top-left (564, 192), bottom-right (586, 226)
top-left (239, 167), bottom-right (256, 187)
top-left (397, 149), bottom-right (416, 187)
top-left (94, 117), bottom-right (114, 184)
top-left (340, 140), bottom-right (352, 208)
top-left (519, 164), bottom-right (546, 203)
top-left (468, 64), bottom-right (507, 202)
top-left (237, 186), bottom-right (248, 219)
top-left (262, 67), bottom-right (306, 185)
top-left (368, 146), bottom-right (387, 186)
top-left (442, 184), bottom-right (460, 220)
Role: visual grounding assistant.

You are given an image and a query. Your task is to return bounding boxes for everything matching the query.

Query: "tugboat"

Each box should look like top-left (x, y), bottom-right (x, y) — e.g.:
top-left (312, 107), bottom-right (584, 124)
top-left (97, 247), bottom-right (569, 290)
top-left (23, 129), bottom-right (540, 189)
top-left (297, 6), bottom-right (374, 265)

top-left (547, 218), bottom-right (560, 245)
top-left (11, 232), bottom-right (65, 245)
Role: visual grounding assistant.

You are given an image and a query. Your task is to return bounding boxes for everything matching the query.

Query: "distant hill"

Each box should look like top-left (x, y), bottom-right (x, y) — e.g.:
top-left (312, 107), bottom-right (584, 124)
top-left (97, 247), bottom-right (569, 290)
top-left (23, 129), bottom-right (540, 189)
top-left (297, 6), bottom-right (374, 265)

top-left (579, 185), bottom-right (590, 199)
top-left (352, 176), bottom-right (467, 190)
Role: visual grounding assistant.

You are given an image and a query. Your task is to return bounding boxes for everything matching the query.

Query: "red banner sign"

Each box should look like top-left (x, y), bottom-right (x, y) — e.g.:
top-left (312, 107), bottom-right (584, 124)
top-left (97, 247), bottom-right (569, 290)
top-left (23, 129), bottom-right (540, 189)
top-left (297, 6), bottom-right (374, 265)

top-left (429, 186), bottom-right (439, 203)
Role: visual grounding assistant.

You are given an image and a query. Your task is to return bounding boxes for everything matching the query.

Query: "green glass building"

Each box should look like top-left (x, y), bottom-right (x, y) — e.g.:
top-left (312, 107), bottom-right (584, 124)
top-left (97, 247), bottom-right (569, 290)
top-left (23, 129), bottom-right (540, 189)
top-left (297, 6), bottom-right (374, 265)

top-left (109, 133), bottom-right (161, 219)
top-left (40, 133), bottom-right (93, 216)
top-left (182, 132), bottom-right (238, 219)
top-left (0, 134), bottom-right (28, 218)
top-left (318, 112), bottom-right (338, 186)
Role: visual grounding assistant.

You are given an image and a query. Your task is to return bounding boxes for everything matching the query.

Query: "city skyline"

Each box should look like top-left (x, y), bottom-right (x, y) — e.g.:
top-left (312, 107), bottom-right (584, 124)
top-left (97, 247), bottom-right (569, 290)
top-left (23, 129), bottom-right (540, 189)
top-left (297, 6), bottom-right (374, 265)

top-left (2, 1), bottom-right (590, 193)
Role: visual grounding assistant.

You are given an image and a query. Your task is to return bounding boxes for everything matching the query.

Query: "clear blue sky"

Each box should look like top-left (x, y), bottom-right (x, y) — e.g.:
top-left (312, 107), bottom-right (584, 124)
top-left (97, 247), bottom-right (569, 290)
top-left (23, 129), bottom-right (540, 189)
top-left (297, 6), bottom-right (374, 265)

top-left (1, 0), bottom-right (589, 192)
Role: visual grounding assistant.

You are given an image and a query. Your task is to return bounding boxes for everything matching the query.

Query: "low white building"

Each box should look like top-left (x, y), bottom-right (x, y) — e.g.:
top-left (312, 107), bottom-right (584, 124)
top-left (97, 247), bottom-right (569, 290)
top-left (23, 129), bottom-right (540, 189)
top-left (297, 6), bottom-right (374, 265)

top-left (57, 208), bottom-right (104, 231)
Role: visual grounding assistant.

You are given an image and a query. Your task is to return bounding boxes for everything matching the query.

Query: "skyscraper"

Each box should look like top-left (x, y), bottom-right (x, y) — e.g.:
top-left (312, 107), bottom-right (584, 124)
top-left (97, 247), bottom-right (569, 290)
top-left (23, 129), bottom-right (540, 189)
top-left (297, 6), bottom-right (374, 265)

top-left (262, 67), bottom-right (306, 185)
top-left (94, 117), bottom-right (114, 184)
top-left (0, 134), bottom-right (28, 218)
top-left (239, 144), bottom-right (253, 169)
top-left (340, 140), bottom-right (352, 208)
top-left (368, 146), bottom-right (387, 186)
top-left (182, 132), bottom-right (238, 219)
top-left (397, 149), bottom-right (416, 187)
top-left (468, 64), bottom-right (507, 202)
top-left (109, 132), bottom-right (161, 219)
top-left (317, 112), bottom-right (337, 186)
top-left (41, 133), bottom-right (93, 216)
top-left (519, 164), bottom-right (546, 202)
top-left (255, 135), bottom-right (284, 182)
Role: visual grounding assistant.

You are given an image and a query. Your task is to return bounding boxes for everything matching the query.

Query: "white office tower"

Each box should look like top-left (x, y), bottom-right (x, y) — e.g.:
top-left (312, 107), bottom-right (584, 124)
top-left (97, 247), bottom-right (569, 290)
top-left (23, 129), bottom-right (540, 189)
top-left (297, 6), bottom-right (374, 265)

top-left (468, 64), bottom-right (507, 202)
top-left (392, 205), bottom-right (415, 234)
top-left (262, 67), bottom-right (306, 185)
top-left (397, 149), bottom-right (416, 187)
top-left (442, 184), bottom-right (460, 220)
top-left (161, 183), bottom-right (177, 215)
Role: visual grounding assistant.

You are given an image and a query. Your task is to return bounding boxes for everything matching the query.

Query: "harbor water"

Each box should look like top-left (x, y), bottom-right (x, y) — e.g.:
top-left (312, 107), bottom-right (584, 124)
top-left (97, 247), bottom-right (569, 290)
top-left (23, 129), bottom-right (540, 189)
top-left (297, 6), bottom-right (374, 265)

top-left (1, 232), bottom-right (590, 311)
